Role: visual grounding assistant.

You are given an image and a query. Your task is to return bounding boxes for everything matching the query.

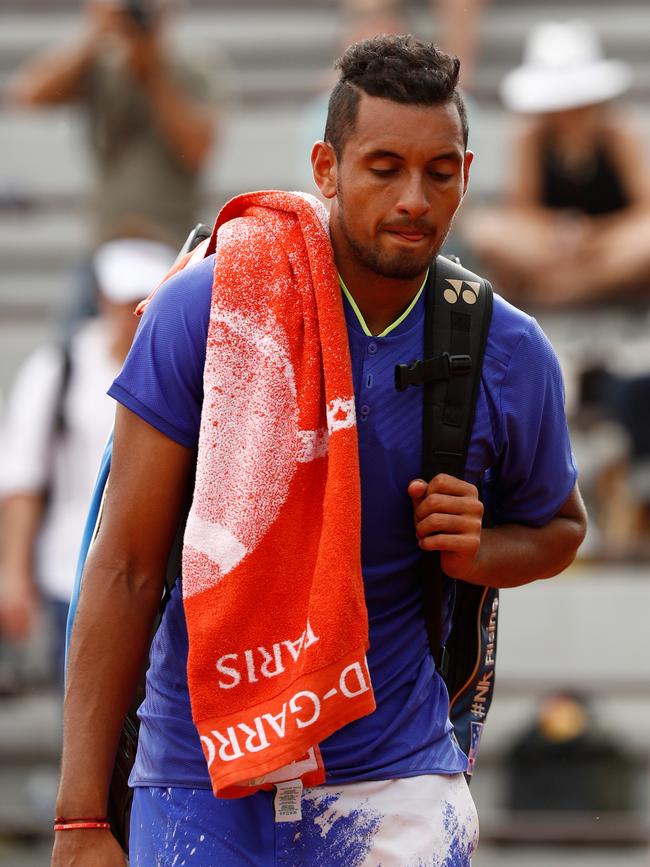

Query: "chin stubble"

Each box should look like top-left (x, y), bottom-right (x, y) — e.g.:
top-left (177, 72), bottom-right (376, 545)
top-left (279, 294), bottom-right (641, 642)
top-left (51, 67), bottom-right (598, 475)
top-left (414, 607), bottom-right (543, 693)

top-left (335, 185), bottom-right (447, 279)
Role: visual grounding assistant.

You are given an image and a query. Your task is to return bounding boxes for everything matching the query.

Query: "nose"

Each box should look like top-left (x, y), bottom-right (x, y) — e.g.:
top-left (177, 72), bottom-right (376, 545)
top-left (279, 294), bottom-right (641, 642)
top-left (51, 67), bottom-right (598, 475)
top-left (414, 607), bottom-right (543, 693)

top-left (395, 173), bottom-right (430, 221)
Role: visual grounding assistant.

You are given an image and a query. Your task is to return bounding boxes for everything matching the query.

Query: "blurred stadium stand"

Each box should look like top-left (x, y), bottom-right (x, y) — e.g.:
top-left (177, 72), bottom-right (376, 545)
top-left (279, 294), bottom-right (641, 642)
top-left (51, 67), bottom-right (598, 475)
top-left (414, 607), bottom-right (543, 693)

top-left (1, 2), bottom-right (649, 864)
top-left (471, 563), bottom-right (650, 849)
top-left (2, 0), bottom-right (650, 385)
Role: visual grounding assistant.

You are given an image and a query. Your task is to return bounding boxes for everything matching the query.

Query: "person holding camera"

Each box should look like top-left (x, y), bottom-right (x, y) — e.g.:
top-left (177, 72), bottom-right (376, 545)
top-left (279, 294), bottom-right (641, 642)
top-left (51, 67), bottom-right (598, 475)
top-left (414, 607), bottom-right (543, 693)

top-left (8, 0), bottom-right (217, 248)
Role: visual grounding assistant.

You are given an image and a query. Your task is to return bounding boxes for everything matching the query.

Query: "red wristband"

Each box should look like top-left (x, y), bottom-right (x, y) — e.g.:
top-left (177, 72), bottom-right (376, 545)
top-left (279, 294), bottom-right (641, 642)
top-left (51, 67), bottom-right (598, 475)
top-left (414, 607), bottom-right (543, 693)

top-left (54, 817), bottom-right (110, 831)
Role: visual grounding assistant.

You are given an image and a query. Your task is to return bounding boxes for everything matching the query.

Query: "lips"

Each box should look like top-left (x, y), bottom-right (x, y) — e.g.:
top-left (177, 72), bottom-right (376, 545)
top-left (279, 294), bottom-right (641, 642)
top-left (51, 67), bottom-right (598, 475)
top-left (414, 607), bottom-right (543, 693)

top-left (384, 228), bottom-right (430, 243)
top-left (395, 232), bottom-right (425, 241)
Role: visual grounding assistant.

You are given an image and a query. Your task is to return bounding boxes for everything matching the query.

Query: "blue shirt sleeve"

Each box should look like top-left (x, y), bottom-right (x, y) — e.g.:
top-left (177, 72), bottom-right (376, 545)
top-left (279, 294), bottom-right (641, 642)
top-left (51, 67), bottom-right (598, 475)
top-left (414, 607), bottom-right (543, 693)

top-left (490, 318), bottom-right (578, 526)
top-left (108, 254), bottom-right (214, 448)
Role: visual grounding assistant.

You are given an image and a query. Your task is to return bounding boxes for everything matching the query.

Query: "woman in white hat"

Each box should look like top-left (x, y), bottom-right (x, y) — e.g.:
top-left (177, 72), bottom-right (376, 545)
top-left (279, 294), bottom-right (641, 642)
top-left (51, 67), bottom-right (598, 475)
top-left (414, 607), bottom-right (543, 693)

top-left (463, 19), bottom-right (650, 307)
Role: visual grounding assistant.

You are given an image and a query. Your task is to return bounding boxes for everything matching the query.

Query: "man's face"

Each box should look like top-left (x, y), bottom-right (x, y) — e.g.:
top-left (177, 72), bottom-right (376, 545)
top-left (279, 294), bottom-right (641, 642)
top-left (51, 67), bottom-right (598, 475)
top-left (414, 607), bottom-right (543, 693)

top-left (314, 93), bottom-right (472, 281)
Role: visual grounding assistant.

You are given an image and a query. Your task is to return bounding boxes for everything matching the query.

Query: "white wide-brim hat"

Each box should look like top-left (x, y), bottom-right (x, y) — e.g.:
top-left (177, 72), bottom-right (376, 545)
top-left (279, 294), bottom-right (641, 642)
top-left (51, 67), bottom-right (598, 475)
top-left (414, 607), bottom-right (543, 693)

top-left (94, 238), bottom-right (177, 303)
top-left (500, 20), bottom-right (632, 114)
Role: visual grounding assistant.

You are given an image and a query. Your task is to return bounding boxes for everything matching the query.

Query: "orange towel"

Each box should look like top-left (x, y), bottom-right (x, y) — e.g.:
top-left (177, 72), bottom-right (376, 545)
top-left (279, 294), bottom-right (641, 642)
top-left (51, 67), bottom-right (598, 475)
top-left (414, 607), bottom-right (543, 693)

top-left (179, 191), bottom-right (375, 798)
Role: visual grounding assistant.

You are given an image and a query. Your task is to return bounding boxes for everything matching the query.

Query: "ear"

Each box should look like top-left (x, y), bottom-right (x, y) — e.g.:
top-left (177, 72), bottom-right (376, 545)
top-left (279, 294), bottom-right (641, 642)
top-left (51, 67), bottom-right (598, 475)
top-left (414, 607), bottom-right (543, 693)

top-left (461, 150), bottom-right (474, 197)
top-left (311, 140), bottom-right (338, 200)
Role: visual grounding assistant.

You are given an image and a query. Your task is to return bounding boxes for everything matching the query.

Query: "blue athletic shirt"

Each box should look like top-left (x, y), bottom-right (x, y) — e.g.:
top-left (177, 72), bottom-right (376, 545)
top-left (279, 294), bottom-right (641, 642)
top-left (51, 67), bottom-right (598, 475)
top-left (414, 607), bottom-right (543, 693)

top-left (108, 253), bottom-right (577, 789)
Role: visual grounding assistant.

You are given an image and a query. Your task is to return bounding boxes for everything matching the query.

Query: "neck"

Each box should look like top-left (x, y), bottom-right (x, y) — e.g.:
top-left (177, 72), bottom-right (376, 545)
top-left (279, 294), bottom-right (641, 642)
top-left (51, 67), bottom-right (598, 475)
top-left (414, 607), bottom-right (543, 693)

top-left (331, 224), bottom-right (428, 336)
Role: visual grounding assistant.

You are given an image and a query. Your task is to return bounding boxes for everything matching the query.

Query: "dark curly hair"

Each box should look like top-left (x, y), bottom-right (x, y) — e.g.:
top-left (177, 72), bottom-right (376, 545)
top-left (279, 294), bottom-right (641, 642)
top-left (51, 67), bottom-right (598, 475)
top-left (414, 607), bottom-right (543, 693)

top-left (325, 34), bottom-right (468, 157)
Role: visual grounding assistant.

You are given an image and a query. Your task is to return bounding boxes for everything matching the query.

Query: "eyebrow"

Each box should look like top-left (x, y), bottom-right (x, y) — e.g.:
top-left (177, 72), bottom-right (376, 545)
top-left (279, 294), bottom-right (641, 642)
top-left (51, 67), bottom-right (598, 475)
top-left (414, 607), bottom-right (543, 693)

top-left (365, 149), bottom-right (462, 163)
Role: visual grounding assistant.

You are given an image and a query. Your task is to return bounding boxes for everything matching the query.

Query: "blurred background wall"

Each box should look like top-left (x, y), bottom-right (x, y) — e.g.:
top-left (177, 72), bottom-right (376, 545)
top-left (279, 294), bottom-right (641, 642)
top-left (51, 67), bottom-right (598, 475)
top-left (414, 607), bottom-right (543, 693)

top-left (0, 1), bottom-right (649, 865)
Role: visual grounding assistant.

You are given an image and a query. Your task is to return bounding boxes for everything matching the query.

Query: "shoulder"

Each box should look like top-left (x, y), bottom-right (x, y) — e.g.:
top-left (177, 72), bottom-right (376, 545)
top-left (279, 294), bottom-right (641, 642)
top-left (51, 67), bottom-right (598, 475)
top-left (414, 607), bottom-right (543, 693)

top-left (214, 213), bottom-right (295, 285)
top-left (511, 116), bottom-right (547, 150)
top-left (484, 292), bottom-right (538, 368)
top-left (127, 252), bottom-right (214, 384)
top-left (142, 253), bottom-right (214, 334)
top-left (110, 255), bottom-right (215, 449)
top-left (434, 259), bottom-right (544, 371)
top-left (600, 107), bottom-right (648, 162)
top-left (482, 291), bottom-right (564, 411)
top-left (600, 106), bottom-right (642, 141)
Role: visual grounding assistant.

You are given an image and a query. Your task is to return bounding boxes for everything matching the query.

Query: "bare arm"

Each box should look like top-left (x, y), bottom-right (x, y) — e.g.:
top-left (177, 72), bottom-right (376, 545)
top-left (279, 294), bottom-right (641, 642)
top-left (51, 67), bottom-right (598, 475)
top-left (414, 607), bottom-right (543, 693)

top-left (52, 405), bottom-right (194, 865)
top-left (8, 7), bottom-right (216, 172)
top-left (138, 57), bottom-right (216, 173)
top-left (605, 114), bottom-right (650, 210)
top-left (434, 0), bottom-right (487, 90)
top-left (409, 475), bottom-right (587, 588)
top-left (124, 26), bottom-right (216, 173)
top-left (7, 39), bottom-right (99, 106)
top-left (0, 493), bottom-right (45, 639)
top-left (6, 1), bottom-right (118, 106)
top-left (505, 120), bottom-right (546, 211)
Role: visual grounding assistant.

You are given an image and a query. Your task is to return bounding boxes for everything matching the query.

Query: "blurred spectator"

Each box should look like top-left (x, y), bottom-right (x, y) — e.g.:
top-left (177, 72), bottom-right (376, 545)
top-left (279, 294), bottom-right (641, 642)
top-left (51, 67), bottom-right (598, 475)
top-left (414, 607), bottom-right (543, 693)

top-left (462, 20), bottom-right (650, 308)
top-left (296, 2), bottom-right (407, 193)
top-left (576, 364), bottom-right (650, 558)
top-left (0, 239), bottom-right (176, 685)
top-left (505, 691), bottom-right (635, 814)
top-left (339, 0), bottom-right (487, 90)
top-left (431, 0), bottom-right (487, 92)
top-left (298, 0), bottom-right (487, 191)
top-left (7, 0), bottom-right (218, 249)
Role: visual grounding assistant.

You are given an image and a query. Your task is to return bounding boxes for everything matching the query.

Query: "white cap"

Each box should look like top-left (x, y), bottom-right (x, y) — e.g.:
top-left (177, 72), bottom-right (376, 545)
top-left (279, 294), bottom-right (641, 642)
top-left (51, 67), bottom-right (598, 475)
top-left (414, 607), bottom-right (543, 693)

top-left (500, 20), bottom-right (632, 114)
top-left (93, 238), bottom-right (177, 304)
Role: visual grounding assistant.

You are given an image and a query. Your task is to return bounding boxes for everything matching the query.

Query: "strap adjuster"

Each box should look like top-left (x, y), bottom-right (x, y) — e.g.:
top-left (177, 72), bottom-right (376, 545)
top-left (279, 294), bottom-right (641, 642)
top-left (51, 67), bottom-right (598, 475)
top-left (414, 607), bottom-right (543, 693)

top-left (395, 352), bottom-right (472, 391)
top-left (437, 645), bottom-right (450, 679)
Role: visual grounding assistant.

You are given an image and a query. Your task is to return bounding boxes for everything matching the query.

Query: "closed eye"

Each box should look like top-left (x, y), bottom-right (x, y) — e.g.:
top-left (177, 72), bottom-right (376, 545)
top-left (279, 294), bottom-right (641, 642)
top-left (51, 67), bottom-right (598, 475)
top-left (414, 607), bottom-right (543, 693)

top-left (370, 168), bottom-right (398, 177)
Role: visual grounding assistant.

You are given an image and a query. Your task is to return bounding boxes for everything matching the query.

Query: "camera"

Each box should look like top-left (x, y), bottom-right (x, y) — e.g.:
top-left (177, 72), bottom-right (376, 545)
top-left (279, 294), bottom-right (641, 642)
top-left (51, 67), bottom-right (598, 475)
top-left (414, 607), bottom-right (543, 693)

top-left (122, 0), bottom-right (153, 30)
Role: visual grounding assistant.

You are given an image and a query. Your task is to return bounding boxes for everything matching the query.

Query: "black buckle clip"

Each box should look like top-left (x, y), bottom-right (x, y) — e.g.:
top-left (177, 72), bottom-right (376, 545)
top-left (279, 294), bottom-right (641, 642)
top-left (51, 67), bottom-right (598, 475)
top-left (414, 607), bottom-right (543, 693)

top-left (394, 353), bottom-right (472, 391)
top-left (437, 645), bottom-right (450, 679)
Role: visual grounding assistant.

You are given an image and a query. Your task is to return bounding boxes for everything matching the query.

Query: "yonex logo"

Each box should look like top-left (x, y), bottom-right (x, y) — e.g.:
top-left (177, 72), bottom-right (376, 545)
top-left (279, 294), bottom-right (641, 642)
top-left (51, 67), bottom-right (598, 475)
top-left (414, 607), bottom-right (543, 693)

top-left (444, 279), bottom-right (481, 305)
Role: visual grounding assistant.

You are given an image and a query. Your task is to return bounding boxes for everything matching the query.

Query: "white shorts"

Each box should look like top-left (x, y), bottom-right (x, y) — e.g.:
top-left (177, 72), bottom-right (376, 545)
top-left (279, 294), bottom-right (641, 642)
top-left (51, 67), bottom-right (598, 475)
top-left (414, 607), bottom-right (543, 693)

top-left (300, 773), bottom-right (480, 866)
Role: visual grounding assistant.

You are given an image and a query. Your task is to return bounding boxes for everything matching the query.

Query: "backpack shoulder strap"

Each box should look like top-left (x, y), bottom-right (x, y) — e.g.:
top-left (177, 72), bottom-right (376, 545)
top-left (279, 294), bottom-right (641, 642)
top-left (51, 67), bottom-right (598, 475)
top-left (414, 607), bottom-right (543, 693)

top-left (422, 255), bottom-right (493, 482)
top-left (420, 255), bottom-right (498, 778)
top-left (52, 336), bottom-right (73, 437)
top-left (418, 254), bottom-right (493, 661)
